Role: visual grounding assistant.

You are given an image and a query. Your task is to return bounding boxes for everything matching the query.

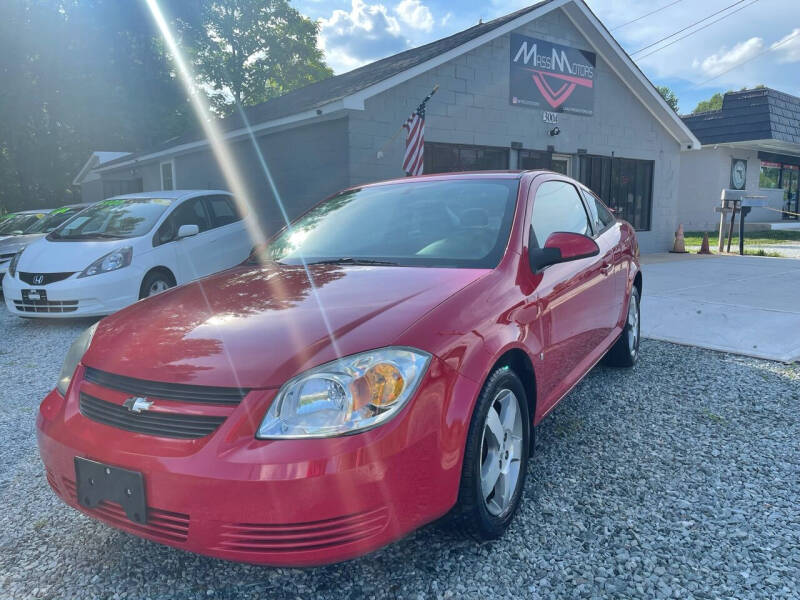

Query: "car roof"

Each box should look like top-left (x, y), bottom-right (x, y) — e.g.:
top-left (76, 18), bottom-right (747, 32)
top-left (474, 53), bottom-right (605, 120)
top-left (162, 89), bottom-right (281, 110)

top-left (350, 169), bottom-right (566, 192)
top-left (104, 190), bottom-right (231, 201)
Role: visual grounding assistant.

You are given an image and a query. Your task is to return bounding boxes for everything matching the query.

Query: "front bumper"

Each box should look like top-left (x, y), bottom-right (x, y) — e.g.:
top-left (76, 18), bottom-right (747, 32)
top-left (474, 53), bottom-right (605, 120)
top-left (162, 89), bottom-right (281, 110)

top-left (37, 361), bottom-right (479, 566)
top-left (3, 266), bottom-right (143, 317)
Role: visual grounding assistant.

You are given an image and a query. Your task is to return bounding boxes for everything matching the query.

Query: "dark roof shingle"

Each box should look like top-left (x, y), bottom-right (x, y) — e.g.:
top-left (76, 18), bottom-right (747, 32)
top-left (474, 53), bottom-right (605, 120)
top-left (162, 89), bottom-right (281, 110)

top-left (682, 88), bottom-right (800, 146)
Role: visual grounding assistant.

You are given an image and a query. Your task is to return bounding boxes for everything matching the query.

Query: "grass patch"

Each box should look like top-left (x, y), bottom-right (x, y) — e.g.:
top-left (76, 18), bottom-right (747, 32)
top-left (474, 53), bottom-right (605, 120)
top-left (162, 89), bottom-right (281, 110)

top-left (744, 249), bottom-right (782, 258)
top-left (685, 230), bottom-right (800, 247)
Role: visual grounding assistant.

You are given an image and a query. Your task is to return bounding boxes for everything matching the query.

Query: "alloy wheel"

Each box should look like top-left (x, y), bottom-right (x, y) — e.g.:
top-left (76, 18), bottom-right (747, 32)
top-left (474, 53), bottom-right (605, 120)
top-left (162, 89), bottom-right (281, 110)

top-left (148, 280), bottom-right (170, 296)
top-left (627, 293), bottom-right (640, 357)
top-left (479, 388), bottom-right (524, 517)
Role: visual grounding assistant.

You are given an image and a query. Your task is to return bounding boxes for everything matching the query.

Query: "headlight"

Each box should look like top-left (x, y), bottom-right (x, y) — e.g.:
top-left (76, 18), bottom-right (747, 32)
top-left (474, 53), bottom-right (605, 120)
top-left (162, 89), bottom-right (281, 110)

top-left (78, 247), bottom-right (132, 278)
top-left (8, 248), bottom-right (23, 277)
top-left (56, 323), bottom-right (98, 396)
top-left (257, 347), bottom-right (431, 439)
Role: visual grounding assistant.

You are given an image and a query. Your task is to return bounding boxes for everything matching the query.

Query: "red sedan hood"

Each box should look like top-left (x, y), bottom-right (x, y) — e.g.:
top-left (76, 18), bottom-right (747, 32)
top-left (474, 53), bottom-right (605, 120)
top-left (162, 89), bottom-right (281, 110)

top-left (84, 264), bottom-right (486, 388)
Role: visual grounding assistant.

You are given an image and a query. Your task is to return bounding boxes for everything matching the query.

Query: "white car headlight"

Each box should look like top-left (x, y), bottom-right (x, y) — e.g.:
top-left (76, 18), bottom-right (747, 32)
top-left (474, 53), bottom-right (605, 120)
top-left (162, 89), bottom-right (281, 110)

top-left (56, 323), bottom-right (98, 396)
top-left (8, 248), bottom-right (23, 277)
top-left (257, 347), bottom-right (431, 439)
top-left (78, 247), bottom-right (132, 278)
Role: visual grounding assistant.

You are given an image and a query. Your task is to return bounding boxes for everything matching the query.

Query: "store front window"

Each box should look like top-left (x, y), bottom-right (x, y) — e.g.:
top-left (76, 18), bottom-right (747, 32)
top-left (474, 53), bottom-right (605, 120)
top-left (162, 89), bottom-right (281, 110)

top-left (760, 160), bottom-right (800, 220)
top-left (759, 161), bottom-right (782, 188)
top-left (518, 150), bottom-right (571, 176)
top-left (577, 155), bottom-right (653, 231)
top-left (424, 142), bottom-right (509, 174)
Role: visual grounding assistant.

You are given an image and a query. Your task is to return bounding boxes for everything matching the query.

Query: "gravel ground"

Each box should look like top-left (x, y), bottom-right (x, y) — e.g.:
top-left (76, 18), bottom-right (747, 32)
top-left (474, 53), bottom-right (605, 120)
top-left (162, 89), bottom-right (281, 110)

top-left (1, 309), bottom-right (799, 599)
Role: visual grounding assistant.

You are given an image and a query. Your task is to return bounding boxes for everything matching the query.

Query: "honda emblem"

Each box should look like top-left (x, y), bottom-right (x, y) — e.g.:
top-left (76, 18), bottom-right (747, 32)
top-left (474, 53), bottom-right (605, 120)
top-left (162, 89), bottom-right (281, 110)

top-left (32, 274), bottom-right (45, 285)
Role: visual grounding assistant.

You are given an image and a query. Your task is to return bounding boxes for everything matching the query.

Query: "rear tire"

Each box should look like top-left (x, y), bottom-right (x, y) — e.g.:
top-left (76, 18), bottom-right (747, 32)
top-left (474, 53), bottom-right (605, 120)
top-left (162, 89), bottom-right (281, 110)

top-left (604, 286), bottom-right (640, 367)
top-left (451, 368), bottom-right (530, 540)
top-left (139, 270), bottom-right (176, 300)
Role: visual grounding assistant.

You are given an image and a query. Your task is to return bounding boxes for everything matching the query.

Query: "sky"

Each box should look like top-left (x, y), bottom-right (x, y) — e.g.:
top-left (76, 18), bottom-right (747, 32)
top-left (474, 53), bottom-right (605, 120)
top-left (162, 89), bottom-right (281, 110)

top-left (294, 0), bottom-right (800, 114)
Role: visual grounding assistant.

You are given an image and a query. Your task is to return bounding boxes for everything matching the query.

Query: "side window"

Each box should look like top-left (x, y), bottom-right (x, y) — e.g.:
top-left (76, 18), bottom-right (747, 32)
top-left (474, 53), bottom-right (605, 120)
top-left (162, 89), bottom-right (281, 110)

top-left (530, 181), bottom-right (592, 247)
top-left (581, 188), bottom-right (616, 234)
top-left (154, 198), bottom-right (210, 246)
top-left (206, 195), bottom-right (240, 228)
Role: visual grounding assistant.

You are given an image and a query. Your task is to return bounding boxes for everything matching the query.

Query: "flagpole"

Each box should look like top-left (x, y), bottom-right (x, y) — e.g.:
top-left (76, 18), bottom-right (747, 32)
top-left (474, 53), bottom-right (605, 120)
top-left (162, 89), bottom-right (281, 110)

top-left (376, 84), bottom-right (439, 159)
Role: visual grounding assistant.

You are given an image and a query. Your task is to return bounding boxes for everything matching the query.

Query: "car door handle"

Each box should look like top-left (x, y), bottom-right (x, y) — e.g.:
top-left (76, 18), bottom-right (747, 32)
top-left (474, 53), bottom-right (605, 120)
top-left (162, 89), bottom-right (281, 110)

top-left (601, 261), bottom-right (613, 275)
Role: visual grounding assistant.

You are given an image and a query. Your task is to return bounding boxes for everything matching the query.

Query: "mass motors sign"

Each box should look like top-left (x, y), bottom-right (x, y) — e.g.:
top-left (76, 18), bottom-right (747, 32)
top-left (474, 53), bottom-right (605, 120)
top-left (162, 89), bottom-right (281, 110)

top-left (509, 33), bottom-right (596, 116)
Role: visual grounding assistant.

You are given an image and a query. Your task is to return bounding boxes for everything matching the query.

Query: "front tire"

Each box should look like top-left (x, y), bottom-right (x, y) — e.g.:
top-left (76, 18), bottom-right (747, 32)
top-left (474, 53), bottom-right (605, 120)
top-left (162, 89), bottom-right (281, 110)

top-left (452, 368), bottom-right (530, 539)
top-left (139, 270), bottom-right (176, 300)
top-left (604, 286), bottom-right (640, 367)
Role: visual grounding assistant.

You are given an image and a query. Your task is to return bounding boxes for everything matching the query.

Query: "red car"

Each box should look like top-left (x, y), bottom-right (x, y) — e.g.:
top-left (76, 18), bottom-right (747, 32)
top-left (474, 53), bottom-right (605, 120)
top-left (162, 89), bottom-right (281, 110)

top-left (38, 171), bottom-right (641, 566)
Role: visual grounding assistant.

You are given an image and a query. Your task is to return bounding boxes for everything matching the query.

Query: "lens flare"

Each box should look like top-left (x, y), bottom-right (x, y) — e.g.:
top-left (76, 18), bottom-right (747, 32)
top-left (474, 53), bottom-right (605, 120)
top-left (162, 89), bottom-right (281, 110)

top-left (143, 0), bottom-right (343, 361)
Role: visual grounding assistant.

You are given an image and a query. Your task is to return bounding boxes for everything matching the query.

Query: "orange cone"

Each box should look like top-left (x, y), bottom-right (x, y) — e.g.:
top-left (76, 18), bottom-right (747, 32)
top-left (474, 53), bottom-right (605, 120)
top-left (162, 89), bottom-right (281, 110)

top-left (670, 224), bottom-right (688, 253)
top-left (697, 232), bottom-right (712, 255)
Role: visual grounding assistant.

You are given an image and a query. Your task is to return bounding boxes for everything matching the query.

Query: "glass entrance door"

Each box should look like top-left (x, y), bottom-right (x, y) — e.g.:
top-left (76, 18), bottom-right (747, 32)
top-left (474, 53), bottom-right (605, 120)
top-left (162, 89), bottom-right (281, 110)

top-left (783, 166), bottom-right (799, 220)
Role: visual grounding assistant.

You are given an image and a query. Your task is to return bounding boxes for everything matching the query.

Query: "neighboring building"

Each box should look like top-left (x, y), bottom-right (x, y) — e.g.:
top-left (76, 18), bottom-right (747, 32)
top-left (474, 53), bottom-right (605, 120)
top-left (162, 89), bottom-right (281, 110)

top-left (82, 0), bottom-right (700, 253)
top-left (679, 88), bottom-right (800, 231)
top-left (72, 151), bottom-right (135, 204)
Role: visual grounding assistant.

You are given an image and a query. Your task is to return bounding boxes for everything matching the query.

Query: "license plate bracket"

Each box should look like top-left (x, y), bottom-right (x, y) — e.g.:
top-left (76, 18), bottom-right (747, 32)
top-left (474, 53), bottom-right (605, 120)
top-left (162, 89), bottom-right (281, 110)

top-left (22, 289), bottom-right (46, 302)
top-left (75, 457), bottom-right (147, 524)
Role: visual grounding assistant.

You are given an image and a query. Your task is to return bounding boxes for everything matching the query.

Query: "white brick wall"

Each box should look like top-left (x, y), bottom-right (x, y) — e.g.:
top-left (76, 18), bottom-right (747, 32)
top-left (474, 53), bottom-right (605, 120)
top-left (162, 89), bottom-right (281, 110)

top-left (678, 147), bottom-right (785, 231)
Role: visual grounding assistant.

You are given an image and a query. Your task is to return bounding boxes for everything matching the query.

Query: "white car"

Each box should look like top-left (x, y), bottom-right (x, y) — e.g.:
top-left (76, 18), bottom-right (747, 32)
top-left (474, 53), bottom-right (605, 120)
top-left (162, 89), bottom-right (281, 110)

top-left (0, 209), bottom-right (51, 243)
top-left (3, 191), bottom-right (253, 317)
top-left (0, 204), bottom-right (89, 288)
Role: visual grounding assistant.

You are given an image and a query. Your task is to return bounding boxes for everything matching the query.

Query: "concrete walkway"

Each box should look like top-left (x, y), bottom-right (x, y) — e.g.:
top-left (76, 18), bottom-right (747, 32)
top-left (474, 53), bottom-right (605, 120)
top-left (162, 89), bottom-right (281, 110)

top-left (640, 253), bottom-right (800, 363)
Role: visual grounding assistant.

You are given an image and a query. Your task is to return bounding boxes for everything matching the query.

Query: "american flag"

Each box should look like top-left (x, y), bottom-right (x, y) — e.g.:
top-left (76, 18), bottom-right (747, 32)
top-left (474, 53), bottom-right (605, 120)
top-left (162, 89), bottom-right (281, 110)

top-left (402, 86), bottom-right (438, 176)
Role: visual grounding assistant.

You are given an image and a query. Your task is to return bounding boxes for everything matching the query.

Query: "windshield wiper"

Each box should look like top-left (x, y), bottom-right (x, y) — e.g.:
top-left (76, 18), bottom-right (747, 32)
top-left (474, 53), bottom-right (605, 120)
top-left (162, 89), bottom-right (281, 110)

top-left (60, 232), bottom-right (126, 240)
top-left (308, 257), bottom-right (399, 266)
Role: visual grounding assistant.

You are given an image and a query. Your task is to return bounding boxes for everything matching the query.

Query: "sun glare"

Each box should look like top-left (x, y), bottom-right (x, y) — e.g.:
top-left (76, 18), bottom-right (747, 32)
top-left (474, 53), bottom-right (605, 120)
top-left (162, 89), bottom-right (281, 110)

top-left (143, 0), bottom-right (344, 361)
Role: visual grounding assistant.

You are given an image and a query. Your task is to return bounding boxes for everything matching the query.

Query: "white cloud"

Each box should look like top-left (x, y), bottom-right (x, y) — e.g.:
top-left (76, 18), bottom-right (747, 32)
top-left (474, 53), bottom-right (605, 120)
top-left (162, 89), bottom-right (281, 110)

top-left (699, 37), bottom-right (764, 77)
top-left (772, 28), bottom-right (800, 63)
top-left (441, 11), bottom-right (453, 26)
top-left (395, 0), bottom-right (434, 32)
top-left (319, 0), bottom-right (407, 73)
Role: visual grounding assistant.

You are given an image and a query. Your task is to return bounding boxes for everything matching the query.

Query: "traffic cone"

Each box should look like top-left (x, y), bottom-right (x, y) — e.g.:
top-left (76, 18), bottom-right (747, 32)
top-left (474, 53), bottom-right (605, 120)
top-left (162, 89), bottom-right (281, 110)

top-left (697, 232), bottom-right (712, 255)
top-left (670, 224), bottom-right (688, 253)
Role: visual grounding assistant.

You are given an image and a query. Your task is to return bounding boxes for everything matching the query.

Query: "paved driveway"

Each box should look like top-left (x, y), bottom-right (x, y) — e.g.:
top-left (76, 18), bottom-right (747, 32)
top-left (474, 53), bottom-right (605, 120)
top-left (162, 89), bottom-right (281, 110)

top-left (641, 253), bottom-right (800, 363)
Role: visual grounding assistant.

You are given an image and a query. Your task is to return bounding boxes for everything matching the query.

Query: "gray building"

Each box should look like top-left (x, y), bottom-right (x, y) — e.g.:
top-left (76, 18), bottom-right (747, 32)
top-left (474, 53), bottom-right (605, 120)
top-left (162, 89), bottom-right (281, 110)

top-left (85, 0), bottom-right (700, 253)
top-left (679, 88), bottom-right (800, 231)
top-left (72, 151), bottom-right (135, 204)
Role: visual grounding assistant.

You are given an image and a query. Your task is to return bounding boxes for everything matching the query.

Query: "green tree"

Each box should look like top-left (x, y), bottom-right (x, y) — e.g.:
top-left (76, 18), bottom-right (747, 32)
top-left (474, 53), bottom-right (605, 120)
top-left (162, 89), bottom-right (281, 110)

top-left (0, 0), bottom-right (191, 211)
top-left (691, 86), bottom-right (767, 114)
top-left (177, 0), bottom-right (333, 112)
top-left (692, 92), bottom-right (725, 114)
top-left (656, 85), bottom-right (679, 112)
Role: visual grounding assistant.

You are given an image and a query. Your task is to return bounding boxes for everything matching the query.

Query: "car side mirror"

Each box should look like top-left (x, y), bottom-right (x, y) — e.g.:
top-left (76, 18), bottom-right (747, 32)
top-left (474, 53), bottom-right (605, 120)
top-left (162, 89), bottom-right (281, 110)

top-left (177, 224), bottom-right (199, 239)
top-left (529, 230), bottom-right (600, 273)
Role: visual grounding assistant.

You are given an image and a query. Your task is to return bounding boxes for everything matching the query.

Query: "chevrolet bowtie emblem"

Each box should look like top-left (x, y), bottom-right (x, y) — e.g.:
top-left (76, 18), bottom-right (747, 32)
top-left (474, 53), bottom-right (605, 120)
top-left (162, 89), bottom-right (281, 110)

top-left (123, 397), bottom-right (153, 413)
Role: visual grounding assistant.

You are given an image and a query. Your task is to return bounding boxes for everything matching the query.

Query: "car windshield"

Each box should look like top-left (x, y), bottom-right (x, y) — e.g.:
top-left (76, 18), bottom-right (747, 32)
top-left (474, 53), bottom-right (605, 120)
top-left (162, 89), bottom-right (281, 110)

top-left (24, 207), bottom-right (82, 234)
top-left (266, 179), bottom-right (519, 268)
top-left (0, 213), bottom-right (45, 235)
top-left (49, 198), bottom-right (173, 240)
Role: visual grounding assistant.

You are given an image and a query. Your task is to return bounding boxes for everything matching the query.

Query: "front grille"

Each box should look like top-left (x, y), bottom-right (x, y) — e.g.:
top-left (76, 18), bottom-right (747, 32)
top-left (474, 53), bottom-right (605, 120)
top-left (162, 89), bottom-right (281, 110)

top-left (14, 299), bottom-right (78, 313)
top-left (19, 271), bottom-right (74, 285)
top-left (62, 478), bottom-right (190, 543)
top-left (79, 393), bottom-right (226, 439)
top-left (215, 508), bottom-right (389, 553)
top-left (0, 252), bottom-right (15, 261)
top-left (84, 366), bottom-right (248, 405)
